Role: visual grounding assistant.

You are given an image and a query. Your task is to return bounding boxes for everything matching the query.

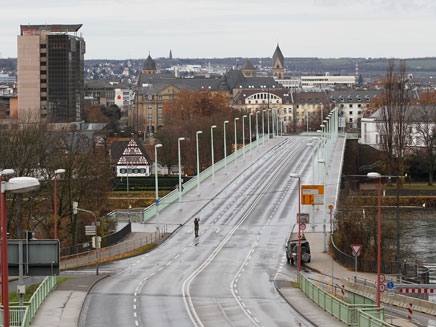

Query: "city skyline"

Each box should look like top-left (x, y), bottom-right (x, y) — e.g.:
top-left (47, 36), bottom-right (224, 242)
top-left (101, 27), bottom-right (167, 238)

top-left (1, 0), bottom-right (436, 59)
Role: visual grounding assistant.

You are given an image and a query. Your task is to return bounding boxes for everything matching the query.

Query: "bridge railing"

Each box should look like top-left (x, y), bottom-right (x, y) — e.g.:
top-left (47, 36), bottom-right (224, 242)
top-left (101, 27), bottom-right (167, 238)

top-left (108, 135), bottom-right (269, 223)
top-left (0, 275), bottom-right (57, 327)
top-left (299, 273), bottom-right (388, 326)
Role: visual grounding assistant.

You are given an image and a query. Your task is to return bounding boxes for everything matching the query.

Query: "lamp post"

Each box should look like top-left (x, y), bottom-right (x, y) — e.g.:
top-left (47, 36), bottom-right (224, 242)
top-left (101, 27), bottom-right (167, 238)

top-left (268, 109), bottom-right (271, 140)
top-left (53, 169), bottom-right (65, 240)
top-left (271, 108), bottom-right (275, 139)
top-left (262, 110), bottom-right (265, 145)
top-left (367, 172), bottom-right (382, 308)
top-left (290, 173), bottom-right (302, 284)
top-left (1, 175), bottom-right (40, 327)
top-left (234, 117), bottom-right (239, 168)
top-left (256, 111), bottom-right (260, 152)
top-left (249, 113), bottom-right (253, 156)
top-left (224, 121), bottom-right (229, 175)
top-left (196, 131), bottom-right (203, 196)
top-left (211, 125), bottom-right (216, 184)
top-left (75, 206), bottom-right (99, 275)
top-left (0, 169), bottom-right (14, 327)
top-left (242, 115), bottom-right (247, 160)
top-left (178, 137), bottom-right (185, 210)
top-left (126, 161), bottom-right (130, 223)
top-left (319, 158), bottom-right (327, 252)
top-left (154, 144), bottom-right (162, 231)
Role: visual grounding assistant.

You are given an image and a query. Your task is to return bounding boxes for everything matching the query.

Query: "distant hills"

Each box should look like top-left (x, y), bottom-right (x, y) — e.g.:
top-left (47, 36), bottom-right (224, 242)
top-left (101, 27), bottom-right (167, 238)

top-left (2, 57), bottom-right (436, 78)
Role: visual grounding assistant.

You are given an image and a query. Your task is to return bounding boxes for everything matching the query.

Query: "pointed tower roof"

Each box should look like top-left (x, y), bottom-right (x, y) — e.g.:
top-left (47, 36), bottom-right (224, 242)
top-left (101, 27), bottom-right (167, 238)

top-left (242, 60), bottom-right (256, 70)
top-left (169, 49), bottom-right (173, 60)
top-left (143, 54), bottom-right (156, 71)
top-left (272, 44), bottom-right (284, 67)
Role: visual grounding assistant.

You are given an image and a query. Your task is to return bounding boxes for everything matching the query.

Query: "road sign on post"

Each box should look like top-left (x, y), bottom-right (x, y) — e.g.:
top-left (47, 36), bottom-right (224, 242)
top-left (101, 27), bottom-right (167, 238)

top-left (85, 225), bottom-right (96, 236)
top-left (351, 244), bottom-right (362, 257)
top-left (301, 185), bottom-right (324, 205)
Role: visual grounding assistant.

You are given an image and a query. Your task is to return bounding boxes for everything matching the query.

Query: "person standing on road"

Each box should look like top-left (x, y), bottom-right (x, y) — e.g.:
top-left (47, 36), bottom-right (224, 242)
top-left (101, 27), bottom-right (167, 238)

top-left (194, 218), bottom-right (200, 237)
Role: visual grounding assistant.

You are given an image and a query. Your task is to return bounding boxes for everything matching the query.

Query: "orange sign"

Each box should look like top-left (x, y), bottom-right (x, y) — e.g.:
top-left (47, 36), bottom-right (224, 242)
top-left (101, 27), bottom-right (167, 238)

top-left (301, 185), bottom-right (324, 205)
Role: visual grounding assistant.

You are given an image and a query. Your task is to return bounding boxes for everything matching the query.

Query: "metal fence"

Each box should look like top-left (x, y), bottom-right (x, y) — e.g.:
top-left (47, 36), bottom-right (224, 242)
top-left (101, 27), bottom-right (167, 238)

top-left (331, 235), bottom-right (429, 283)
top-left (299, 274), bottom-right (388, 327)
top-left (0, 275), bottom-right (57, 327)
top-left (60, 229), bottom-right (166, 270)
top-left (60, 222), bottom-right (132, 256)
top-left (107, 135), bottom-right (269, 223)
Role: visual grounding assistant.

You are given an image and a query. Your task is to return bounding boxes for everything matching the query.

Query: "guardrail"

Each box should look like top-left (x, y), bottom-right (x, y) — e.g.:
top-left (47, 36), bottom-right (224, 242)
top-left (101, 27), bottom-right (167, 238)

top-left (0, 275), bottom-right (57, 327)
top-left (299, 274), bottom-right (388, 327)
top-left (107, 135), bottom-right (269, 223)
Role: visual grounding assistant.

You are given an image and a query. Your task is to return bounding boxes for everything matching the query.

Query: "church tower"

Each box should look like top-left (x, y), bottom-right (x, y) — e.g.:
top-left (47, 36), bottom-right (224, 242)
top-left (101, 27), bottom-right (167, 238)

top-left (142, 54), bottom-right (157, 74)
top-left (272, 44), bottom-right (284, 80)
top-left (241, 60), bottom-right (256, 77)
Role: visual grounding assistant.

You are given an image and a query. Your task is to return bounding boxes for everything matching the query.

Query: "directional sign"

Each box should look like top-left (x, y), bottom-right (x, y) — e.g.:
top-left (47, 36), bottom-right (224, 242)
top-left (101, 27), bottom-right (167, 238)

top-left (351, 244), bottom-right (362, 257)
top-left (387, 281), bottom-right (395, 290)
top-left (301, 185), bottom-right (324, 205)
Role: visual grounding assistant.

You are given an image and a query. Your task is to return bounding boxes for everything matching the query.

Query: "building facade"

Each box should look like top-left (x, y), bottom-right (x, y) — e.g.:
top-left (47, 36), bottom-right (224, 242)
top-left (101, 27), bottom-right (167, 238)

top-left (301, 74), bottom-right (355, 89)
top-left (17, 24), bottom-right (85, 122)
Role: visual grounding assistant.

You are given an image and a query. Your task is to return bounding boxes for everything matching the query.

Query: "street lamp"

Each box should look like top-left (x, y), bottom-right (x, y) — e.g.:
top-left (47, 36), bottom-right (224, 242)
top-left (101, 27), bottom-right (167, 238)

top-left (196, 131), bottom-right (203, 196)
top-left (256, 111), bottom-right (260, 152)
top-left (234, 117), bottom-right (239, 168)
top-left (289, 173), bottom-right (302, 284)
top-left (262, 110), bottom-right (265, 145)
top-left (74, 205), bottom-right (99, 275)
top-left (242, 115), bottom-right (247, 161)
top-left (1, 175), bottom-right (40, 327)
top-left (367, 172), bottom-right (382, 308)
top-left (319, 158), bottom-right (327, 252)
top-left (268, 109), bottom-right (271, 140)
top-left (178, 137), bottom-right (186, 210)
top-left (249, 113), bottom-right (253, 156)
top-left (53, 169), bottom-right (65, 240)
top-left (154, 144), bottom-right (162, 231)
top-left (224, 121), bottom-right (229, 175)
top-left (211, 125), bottom-right (216, 184)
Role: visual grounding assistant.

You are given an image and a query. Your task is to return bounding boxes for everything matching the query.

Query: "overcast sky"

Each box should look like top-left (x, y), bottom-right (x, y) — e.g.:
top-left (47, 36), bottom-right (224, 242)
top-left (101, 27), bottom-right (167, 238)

top-left (1, 0), bottom-right (435, 59)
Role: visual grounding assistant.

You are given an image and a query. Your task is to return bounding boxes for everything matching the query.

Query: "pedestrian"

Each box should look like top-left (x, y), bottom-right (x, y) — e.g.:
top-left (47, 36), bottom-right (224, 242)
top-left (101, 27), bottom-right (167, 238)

top-left (194, 217), bottom-right (200, 237)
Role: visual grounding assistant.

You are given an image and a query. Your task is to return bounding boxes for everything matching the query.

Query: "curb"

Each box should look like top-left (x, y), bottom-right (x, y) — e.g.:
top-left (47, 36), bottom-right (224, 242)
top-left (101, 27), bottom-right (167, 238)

top-left (78, 273), bottom-right (111, 326)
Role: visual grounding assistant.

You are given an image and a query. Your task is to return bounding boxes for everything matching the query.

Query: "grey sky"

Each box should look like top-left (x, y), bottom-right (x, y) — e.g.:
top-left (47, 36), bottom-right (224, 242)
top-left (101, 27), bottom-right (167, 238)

top-left (1, 0), bottom-right (435, 59)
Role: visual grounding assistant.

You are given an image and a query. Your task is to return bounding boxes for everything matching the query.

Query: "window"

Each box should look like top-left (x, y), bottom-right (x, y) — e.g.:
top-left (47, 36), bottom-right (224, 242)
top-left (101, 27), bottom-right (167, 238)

top-left (148, 105), bottom-right (152, 110)
top-left (358, 111), bottom-right (362, 115)
top-left (349, 111), bottom-right (353, 115)
top-left (40, 70), bottom-right (46, 75)
top-left (158, 95), bottom-right (162, 100)
top-left (40, 97), bottom-right (47, 101)
top-left (349, 118), bottom-right (353, 123)
top-left (349, 104), bottom-right (353, 108)
top-left (40, 44), bottom-right (46, 49)
top-left (158, 104), bottom-right (163, 110)
top-left (40, 62), bottom-right (46, 66)
top-left (40, 88), bottom-right (47, 92)
top-left (40, 79), bottom-right (46, 83)
top-left (148, 114), bottom-right (153, 120)
top-left (40, 53), bottom-right (46, 57)
top-left (358, 104), bottom-right (362, 108)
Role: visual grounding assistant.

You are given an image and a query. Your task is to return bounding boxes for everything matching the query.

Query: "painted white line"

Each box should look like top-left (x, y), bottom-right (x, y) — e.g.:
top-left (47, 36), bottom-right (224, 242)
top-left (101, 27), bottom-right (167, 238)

top-left (133, 305), bottom-right (136, 310)
top-left (175, 254), bottom-right (180, 259)
top-left (134, 298), bottom-right (136, 303)
top-left (134, 312), bottom-right (137, 318)
top-left (135, 320), bottom-right (139, 326)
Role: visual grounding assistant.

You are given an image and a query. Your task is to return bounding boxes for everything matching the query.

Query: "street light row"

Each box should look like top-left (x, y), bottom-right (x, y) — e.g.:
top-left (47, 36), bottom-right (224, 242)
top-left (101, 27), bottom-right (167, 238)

top-left (155, 112), bottom-right (281, 215)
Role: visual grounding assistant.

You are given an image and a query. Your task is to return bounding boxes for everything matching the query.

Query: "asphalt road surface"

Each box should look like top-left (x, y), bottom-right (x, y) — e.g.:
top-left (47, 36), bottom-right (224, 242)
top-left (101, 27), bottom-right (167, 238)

top-left (80, 136), bottom-right (317, 327)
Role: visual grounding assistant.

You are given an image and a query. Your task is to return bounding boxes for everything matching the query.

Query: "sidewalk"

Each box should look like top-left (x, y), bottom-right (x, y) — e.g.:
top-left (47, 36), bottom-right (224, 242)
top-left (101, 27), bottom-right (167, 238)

top-left (31, 274), bottom-right (109, 327)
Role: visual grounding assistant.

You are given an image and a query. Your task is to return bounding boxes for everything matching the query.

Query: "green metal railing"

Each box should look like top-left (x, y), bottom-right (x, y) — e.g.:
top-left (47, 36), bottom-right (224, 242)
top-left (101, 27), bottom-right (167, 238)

top-left (299, 274), bottom-right (389, 327)
top-left (0, 275), bottom-right (57, 327)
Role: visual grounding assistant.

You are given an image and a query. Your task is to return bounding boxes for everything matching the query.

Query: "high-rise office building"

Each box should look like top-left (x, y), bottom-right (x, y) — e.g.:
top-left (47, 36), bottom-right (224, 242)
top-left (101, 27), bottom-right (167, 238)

top-left (17, 24), bottom-right (85, 122)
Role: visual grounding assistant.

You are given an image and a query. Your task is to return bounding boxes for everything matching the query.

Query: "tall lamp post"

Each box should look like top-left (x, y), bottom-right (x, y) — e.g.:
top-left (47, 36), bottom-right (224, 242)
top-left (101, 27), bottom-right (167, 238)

top-left (53, 169), bottom-right (65, 240)
top-left (242, 115), bottom-right (247, 160)
top-left (196, 131), bottom-right (203, 196)
top-left (1, 175), bottom-right (40, 327)
top-left (290, 173), bottom-right (302, 284)
top-left (367, 172), bottom-right (382, 308)
top-left (154, 144), bottom-right (162, 231)
top-left (319, 158), bottom-right (327, 252)
top-left (249, 113), bottom-right (253, 155)
top-left (211, 125), bottom-right (216, 184)
top-left (262, 110), bottom-right (265, 145)
top-left (74, 205), bottom-right (99, 275)
top-left (224, 121), bottom-right (229, 175)
top-left (267, 109), bottom-right (271, 140)
top-left (178, 137), bottom-right (186, 210)
top-left (255, 111), bottom-right (260, 152)
top-left (234, 117), bottom-right (239, 168)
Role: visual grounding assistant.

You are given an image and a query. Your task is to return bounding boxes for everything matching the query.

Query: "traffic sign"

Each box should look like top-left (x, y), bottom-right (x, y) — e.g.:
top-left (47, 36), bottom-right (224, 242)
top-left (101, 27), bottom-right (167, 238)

top-left (85, 225), bottom-right (96, 236)
top-left (379, 284), bottom-right (386, 293)
top-left (301, 185), bottom-right (324, 205)
top-left (296, 213), bottom-right (309, 224)
top-left (300, 223), bottom-right (306, 231)
top-left (155, 199), bottom-right (159, 204)
top-left (379, 274), bottom-right (385, 283)
top-left (351, 244), bottom-right (362, 257)
top-left (387, 281), bottom-right (395, 289)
